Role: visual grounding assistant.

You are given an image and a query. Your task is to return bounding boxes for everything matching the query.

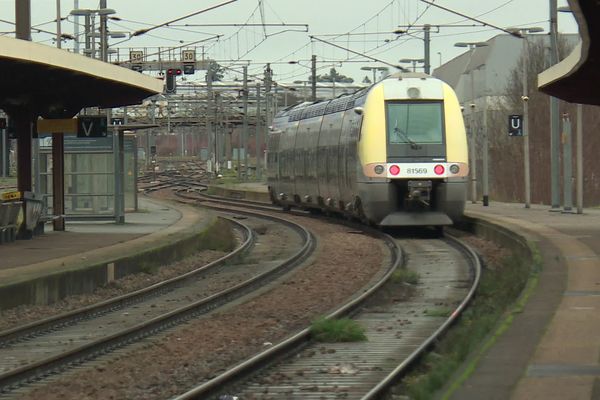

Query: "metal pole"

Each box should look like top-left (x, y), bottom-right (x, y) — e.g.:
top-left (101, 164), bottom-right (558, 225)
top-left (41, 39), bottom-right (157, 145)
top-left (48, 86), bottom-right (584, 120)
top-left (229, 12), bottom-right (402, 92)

top-left (311, 55), bottom-right (317, 101)
top-left (118, 130), bottom-right (125, 223)
top-left (1, 128), bottom-right (6, 177)
top-left (265, 88), bottom-right (270, 178)
top-left (482, 100), bottom-right (489, 206)
top-left (51, 134), bottom-right (65, 231)
top-left (90, 14), bottom-right (96, 58)
top-left (33, 138), bottom-right (40, 195)
top-left (15, 0), bottom-right (31, 41)
top-left (133, 134), bottom-right (138, 211)
top-left (206, 69), bottom-right (213, 173)
top-left (550, 0), bottom-right (561, 209)
top-left (100, 0), bottom-right (107, 62)
top-left (424, 24), bottom-right (431, 74)
top-left (576, 104), bottom-right (583, 213)
top-left (214, 93), bottom-right (220, 175)
top-left (562, 114), bottom-right (573, 212)
top-left (73, 0), bottom-right (80, 53)
top-left (256, 83), bottom-right (262, 179)
top-left (113, 127), bottom-right (120, 223)
top-left (166, 102), bottom-right (171, 134)
top-left (148, 101), bottom-right (155, 170)
top-left (15, 0), bottom-right (34, 238)
top-left (56, 0), bottom-right (62, 49)
top-left (242, 66), bottom-right (249, 180)
top-left (523, 38), bottom-right (531, 208)
top-left (469, 56), bottom-right (477, 203)
top-left (274, 84), bottom-right (279, 116)
top-left (84, 14), bottom-right (91, 56)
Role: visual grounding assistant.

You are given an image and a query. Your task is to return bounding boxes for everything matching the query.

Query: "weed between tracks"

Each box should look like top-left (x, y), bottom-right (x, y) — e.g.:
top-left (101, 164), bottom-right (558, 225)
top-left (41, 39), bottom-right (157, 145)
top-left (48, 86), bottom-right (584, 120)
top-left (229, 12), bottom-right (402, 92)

top-left (388, 244), bottom-right (535, 400)
top-left (310, 317), bottom-right (367, 343)
top-left (391, 268), bottom-right (420, 285)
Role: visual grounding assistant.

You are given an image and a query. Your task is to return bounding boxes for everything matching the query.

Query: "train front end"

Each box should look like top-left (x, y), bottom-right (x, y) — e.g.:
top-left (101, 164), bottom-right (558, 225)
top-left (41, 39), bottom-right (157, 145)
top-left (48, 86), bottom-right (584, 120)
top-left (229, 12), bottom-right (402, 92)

top-left (356, 74), bottom-right (468, 227)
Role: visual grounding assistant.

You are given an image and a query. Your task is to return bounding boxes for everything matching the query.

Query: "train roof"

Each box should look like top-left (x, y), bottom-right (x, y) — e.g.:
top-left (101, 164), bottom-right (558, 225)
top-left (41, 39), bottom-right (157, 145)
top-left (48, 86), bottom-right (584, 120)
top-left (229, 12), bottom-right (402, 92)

top-left (275, 73), bottom-right (445, 121)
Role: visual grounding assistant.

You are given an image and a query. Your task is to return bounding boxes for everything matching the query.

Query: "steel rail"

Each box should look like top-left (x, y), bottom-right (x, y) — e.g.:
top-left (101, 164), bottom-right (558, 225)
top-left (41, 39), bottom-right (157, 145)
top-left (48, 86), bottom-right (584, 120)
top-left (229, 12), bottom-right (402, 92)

top-left (361, 233), bottom-right (482, 399)
top-left (0, 216), bottom-right (252, 349)
top-left (171, 228), bottom-right (402, 400)
top-left (0, 211), bottom-right (313, 393)
top-left (171, 233), bottom-right (480, 400)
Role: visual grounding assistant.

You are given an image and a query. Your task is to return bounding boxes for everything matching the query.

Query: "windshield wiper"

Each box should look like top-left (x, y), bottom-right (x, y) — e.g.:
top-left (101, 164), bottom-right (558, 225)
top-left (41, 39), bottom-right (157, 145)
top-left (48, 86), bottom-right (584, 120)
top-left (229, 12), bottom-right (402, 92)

top-left (394, 123), bottom-right (421, 150)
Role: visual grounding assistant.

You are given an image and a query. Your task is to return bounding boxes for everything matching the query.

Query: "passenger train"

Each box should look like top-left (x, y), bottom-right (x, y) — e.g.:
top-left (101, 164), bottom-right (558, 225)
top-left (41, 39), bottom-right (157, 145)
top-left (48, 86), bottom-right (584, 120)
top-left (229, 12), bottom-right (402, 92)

top-left (266, 72), bottom-right (468, 228)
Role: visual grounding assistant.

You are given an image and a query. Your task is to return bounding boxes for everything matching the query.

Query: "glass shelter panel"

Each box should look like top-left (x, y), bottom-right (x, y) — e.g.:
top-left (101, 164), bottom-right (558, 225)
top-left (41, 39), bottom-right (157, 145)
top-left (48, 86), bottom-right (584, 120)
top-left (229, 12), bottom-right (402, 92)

top-left (38, 134), bottom-right (138, 218)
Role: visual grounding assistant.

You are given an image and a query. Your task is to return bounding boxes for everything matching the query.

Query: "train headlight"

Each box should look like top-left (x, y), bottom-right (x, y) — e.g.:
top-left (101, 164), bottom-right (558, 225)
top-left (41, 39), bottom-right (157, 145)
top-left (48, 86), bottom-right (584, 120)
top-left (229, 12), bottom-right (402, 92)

top-left (407, 87), bottom-right (421, 99)
top-left (449, 164), bottom-right (460, 174)
top-left (389, 165), bottom-right (400, 176)
top-left (374, 165), bottom-right (385, 174)
top-left (434, 164), bottom-right (445, 175)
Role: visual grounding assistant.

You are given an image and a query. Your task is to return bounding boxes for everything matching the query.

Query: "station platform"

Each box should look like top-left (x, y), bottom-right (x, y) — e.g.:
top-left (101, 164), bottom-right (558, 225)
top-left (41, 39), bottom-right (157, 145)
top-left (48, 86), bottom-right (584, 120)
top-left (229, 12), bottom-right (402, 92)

top-left (454, 202), bottom-right (600, 400)
top-left (0, 196), bottom-right (215, 310)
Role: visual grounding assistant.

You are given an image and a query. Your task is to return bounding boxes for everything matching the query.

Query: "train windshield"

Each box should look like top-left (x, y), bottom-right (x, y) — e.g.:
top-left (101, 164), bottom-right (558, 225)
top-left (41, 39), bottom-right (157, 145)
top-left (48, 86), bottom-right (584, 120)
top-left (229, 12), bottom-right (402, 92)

top-left (386, 102), bottom-right (444, 146)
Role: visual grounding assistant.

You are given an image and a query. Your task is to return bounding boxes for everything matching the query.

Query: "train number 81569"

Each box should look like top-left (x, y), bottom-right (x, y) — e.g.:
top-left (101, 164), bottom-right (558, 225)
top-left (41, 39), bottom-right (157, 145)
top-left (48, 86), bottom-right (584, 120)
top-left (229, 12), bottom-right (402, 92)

top-left (405, 168), bottom-right (428, 175)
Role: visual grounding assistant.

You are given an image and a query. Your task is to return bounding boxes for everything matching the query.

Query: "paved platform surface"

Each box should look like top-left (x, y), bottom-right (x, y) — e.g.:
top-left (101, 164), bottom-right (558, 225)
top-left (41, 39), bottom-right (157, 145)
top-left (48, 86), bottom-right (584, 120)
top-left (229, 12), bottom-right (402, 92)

top-left (0, 196), bottom-right (205, 285)
top-left (454, 202), bottom-right (600, 400)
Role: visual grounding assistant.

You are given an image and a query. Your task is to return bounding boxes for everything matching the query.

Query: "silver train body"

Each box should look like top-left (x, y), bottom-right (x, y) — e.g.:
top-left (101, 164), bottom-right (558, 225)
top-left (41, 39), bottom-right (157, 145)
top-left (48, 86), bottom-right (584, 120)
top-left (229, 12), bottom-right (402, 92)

top-left (266, 73), bottom-right (469, 227)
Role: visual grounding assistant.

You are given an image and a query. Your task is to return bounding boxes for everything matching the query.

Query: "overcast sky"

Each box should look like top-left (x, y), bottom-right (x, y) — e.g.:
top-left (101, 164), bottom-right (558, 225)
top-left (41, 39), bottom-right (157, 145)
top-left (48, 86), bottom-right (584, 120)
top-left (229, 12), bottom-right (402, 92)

top-left (0, 0), bottom-right (579, 84)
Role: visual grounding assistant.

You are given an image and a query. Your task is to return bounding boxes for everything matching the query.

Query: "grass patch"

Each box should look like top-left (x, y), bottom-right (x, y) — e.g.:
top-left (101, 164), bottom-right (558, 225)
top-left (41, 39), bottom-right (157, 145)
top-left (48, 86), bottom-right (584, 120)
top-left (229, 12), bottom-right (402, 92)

top-left (391, 268), bottom-right (420, 285)
top-left (425, 308), bottom-right (453, 318)
top-left (396, 246), bottom-right (536, 400)
top-left (310, 317), bottom-right (367, 343)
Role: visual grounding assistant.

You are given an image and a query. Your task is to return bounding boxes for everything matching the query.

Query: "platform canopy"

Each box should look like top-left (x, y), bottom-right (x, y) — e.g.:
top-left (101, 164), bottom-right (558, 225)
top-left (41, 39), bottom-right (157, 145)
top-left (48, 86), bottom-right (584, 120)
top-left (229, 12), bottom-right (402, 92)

top-left (538, 0), bottom-right (600, 105)
top-left (0, 36), bottom-right (164, 118)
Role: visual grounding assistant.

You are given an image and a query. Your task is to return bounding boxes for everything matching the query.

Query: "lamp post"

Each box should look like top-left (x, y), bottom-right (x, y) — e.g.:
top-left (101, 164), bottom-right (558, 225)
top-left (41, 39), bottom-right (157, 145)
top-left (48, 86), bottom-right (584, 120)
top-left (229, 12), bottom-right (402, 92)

top-left (455, 41), bottom-right (488, 204)
top-left (508, 27), bottom-right (544, 209)
top-left (70, 7), bottom-right (116, 60)
top-left (558, 6), bottom-right (583, 214)
top-left (360, 66), bottom-right (388, 84)
top-left (394, 25), bottom-right (432, 74)
top-left (399, 58), bottom-right (425, 72)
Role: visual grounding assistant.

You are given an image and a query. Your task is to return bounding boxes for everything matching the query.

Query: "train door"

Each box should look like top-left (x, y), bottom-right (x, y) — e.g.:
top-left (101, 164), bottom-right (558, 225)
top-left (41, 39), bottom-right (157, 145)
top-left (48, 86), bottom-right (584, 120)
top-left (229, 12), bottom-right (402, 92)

top-left (294, 119), bottom-right (307, 202)
top-left (339, 99), bottom-right (358, 204)
top-left (319, 113), bottom-right (336, 204)
top-left (327, 113), bottom-right (343, 207)
top-left (266, 119), bottom-right (282, 184)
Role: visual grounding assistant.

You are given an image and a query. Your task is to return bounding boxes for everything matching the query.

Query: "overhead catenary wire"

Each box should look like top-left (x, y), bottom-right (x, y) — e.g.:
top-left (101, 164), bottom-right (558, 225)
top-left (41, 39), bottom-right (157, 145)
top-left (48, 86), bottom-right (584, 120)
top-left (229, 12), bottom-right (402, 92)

top-left (131, 0), bottom-right (239, 37)
top-left (418, 0), bottom-right (522, 37)
top-left (310, 35), bottom-right (408, 72)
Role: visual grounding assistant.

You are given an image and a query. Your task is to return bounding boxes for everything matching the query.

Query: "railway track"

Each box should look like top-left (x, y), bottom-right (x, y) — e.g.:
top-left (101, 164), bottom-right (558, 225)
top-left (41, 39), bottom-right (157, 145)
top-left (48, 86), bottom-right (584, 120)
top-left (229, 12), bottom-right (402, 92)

top-left (0, 210), bottom-right (315, 396)
top-left (143, 171), bottom-right (483, 398)
top-left (6, 168), bottom-right (483, 398)
top-left (173, 232), bottom-right (480, 400)
top-left (145, 173), bottom-right (480, 398)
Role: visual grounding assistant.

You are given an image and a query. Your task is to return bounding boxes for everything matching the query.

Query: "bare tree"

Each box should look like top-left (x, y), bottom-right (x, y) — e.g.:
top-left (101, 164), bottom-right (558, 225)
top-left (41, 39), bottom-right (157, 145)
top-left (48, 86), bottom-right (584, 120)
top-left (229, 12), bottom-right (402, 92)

top-left (488, 35), bottom-right (600, 206)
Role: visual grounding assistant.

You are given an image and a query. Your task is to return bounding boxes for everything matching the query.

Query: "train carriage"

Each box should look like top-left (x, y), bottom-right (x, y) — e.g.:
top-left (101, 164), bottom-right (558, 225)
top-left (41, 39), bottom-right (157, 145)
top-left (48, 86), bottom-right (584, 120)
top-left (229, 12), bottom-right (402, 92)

top-left (267, 72), bottom-right (468, 228)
